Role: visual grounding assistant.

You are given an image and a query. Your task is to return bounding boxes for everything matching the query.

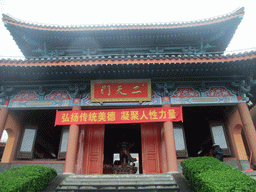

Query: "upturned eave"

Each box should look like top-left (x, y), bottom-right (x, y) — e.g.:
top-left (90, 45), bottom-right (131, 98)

top-left (2, 8), bottom-right (244, 31)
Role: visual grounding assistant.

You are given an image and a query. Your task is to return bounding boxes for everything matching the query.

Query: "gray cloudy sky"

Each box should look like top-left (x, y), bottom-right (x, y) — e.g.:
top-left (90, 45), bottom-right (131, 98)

top-left (0, 0), bottom-right (256, 59)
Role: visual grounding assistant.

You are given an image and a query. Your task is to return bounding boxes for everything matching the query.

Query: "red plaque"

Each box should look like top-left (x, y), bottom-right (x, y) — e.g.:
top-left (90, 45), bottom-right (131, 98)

top-left (91, 79), bottom-right (151, 103)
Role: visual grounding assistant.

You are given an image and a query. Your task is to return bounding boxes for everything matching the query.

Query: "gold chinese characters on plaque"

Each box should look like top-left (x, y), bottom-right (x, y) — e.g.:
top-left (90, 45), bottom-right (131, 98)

top-left (91, 79), bottom-right (151, 104)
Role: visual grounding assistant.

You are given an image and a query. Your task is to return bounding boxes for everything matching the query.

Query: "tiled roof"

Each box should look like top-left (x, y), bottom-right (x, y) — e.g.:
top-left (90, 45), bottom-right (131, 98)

top-left (0, 51), bottom-right (255, 83)
top-left (2, 7), bottom-right (244, 31)
top-left (0, 50), bottom-right (255, 66)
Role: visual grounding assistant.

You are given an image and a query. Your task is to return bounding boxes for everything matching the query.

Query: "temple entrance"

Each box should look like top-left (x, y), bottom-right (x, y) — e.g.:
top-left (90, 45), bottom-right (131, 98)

top-left (12, 110), bottom-right (62, 160)
top-left (82, 122), bottom-right (162, 175)
top-left (183, 106), bottom-right (225, 157)
top-left (104, 124), bottom-right (142, 174)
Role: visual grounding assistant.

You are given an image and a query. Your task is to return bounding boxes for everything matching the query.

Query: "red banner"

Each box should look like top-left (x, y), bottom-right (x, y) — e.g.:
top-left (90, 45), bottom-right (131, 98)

top-left (55, 107), bottom-right (183, 125)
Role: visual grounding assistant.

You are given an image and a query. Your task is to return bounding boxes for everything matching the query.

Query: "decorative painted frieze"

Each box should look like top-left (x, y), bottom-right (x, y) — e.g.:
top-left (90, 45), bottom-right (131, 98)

top-left (12, 91), bottom-right (39, 101)
top-left (171, 87), bottom-right (199, 104)
top-left (8, 91), bottom-right (39, 108)
top-left (6, 85), bottom-right (242, 108)
top-left (162, 96), bottom-right (170, 104)
top-left (172, 88), bottom-right (200, 98)
top-left (81, 93), bottom-right (101, 106)
top-left (206, 87), bottom-right (234, 97)
top-left (204, 87), bottom-right (238, 103)
top-left (73, 98), bottom-right (81, 106)
top-left (170, 86), bottom-right (239, 105)
top-left (45, 91), bottom-right (71, 100)
top-left (142, 91), bottom-right (161, 105)
top-left (8, 90), bottom-right (73, 108)
top-left (43, 90), bottom-right (73, 107)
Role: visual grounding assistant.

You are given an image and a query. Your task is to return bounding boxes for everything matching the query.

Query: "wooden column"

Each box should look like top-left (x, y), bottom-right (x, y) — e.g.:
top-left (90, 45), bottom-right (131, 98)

top-left (0, 107), bottom-right (8, 140)
top-left (64, 105), bottom-right (81, 173)
top-left (237, 102), bottom-right (256, 164)
top-left (162, 99), bottom-right (178, 172)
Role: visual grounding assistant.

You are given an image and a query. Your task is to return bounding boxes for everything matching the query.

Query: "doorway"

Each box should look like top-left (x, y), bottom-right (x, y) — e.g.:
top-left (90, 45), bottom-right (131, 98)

top-left (104, 124), bottom-right (142, 174)
top-left (182, 106), bottom-right (225, 157)
top-left (13, 110), bottom-right (62, 160)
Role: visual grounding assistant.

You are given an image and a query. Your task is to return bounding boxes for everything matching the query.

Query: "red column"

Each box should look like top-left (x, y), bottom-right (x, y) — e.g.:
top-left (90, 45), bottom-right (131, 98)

top-left (162, 98), bottom-right (178, 172)
top-left (237, 102), bottom-right (256, 164)
top-left (0, 107), bottom-right (8, 140)
top-left (64, 105), bottom-right (81, 173)
top-left (76, 125), bottom-right (86, 174)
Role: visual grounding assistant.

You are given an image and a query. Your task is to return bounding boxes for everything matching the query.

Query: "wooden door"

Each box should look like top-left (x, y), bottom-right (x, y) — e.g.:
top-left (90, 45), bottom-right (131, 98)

top-left (141, 122), bottom-right (161, 174)
top-left (83, 124), bottom-right (105, 174)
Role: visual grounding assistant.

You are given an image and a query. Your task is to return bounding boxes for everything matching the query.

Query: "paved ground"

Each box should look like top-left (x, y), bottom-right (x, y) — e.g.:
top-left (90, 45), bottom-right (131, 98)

top-left (41, 173), bottom-right (194, 192)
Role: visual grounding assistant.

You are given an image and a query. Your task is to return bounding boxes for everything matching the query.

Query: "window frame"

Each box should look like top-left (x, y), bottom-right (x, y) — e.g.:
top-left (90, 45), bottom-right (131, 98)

top-left (209, 121), bottom-right (231, 156)
top-left (16, 126), bottom-right (37, 160)
top-left (173, 123), bottom-right (188, 158)
top-left (58, 126), bottom-right (69, 160)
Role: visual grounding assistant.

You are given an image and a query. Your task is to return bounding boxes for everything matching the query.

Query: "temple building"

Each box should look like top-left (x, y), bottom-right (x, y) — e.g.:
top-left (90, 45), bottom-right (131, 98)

top-left (1, 7), bottom-right (256, 174)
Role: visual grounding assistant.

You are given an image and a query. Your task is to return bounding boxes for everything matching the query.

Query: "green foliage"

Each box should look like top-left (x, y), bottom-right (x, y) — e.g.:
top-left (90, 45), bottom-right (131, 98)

top-left (181, 156), bottom-right (256, 192)
top-left (0, 165), bottom-right (57, 192)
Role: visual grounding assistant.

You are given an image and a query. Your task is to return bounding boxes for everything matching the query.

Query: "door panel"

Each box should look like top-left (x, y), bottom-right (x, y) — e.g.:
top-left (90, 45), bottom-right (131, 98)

top-left (141, 123), bottom-right (161, 174)
top-left (83, 124), bottom-right (105, 174)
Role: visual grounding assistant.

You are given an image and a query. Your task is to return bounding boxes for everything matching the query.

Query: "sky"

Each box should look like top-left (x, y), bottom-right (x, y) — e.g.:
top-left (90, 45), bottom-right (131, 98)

top-left (0, 0), bottom-right (256, 140)
top-left (0, 0), bottom-right (256, 59)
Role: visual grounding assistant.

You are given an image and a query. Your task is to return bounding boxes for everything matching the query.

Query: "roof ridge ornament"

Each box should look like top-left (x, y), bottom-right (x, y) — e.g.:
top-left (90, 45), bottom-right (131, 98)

top-left (233, 7), bottom-right (245, 15)
top-left (2, 13), bottom-right (17, 23)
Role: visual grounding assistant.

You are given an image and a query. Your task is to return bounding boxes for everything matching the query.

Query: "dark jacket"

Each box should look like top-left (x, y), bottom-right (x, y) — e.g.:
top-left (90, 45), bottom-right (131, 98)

top-left (212, 145), bottom-right (223, 161)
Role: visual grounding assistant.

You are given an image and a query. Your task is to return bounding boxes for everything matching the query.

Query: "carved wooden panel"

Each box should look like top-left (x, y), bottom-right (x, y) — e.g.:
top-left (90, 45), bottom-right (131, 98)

top-left (141, 123), bottom-right (161, 174)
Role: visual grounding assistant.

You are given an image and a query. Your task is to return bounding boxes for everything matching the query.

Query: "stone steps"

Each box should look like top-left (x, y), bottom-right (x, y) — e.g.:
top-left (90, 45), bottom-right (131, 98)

top-left (244, 171), bottom-right (256, 180)
top-left (55, 174), bottom-right (180, 191)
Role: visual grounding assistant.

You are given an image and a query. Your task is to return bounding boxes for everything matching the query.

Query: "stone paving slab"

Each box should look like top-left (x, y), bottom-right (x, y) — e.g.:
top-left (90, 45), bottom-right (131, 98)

top-left (172, 173), bottom-right (194, 192)
top-left (41, 174), bottom-right (69, 192)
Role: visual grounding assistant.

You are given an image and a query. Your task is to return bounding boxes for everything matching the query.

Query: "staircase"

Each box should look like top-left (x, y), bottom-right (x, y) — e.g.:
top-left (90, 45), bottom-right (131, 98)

top-left (55, 173), bottom-right (180, 192)
top-left (244, 171), bottom-right (256, 180)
